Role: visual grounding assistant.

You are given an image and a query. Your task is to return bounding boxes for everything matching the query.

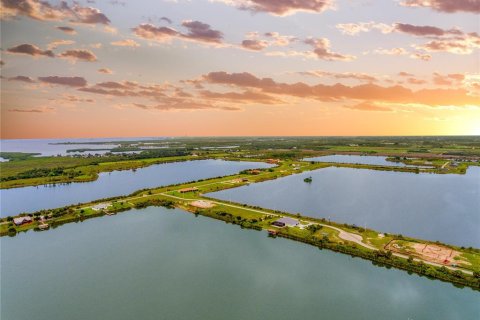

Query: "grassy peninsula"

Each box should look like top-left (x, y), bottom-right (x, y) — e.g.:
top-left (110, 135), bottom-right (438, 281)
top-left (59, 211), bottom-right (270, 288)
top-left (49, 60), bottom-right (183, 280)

top-left (2, 157), bottom-right (479, 290)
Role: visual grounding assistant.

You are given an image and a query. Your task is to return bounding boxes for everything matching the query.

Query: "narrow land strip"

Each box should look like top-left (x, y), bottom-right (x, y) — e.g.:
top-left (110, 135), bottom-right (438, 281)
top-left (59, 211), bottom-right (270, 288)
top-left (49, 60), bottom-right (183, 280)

top-left (1, 159), bottom-right (479, 289)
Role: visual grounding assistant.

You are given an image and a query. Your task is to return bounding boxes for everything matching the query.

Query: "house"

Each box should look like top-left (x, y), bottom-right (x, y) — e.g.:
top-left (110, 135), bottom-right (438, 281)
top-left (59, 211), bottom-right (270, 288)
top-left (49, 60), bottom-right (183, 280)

top-left (13, 216), bottom-right (33, 226)
top-left (179, 187), bottom-right (198, 193)
top-left (248, 169), bottom-right (262, 175)
top-left (92, 203), bottom-right (110, 211)
top-left (272, 217), bottom-right (299, 228)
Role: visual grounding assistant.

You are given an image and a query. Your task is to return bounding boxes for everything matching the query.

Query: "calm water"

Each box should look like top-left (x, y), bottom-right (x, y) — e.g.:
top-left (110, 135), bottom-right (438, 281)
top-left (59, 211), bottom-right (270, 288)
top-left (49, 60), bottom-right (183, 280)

top-left (0, 160), bottom-right (271, 217)
top-left (0, 137), bottom-right (166, 156)
top-left (304, 155), bottom-right (410, 166)
top-left (1, 207), bottom-right (478, 320)
top-left (209, 166), bottom-right (480, 247)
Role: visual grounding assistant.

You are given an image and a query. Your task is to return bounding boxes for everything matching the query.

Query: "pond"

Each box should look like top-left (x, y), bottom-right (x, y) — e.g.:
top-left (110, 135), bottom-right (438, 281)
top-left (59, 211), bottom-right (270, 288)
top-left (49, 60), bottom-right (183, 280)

top-left (304, 155), bottom-right (411, 167)
top-left (0, 160), bottom-right (272, 217)
top-left (1, 207), bottom-right (478, 320)
top-left (208, 166), bottom-right (480, 247)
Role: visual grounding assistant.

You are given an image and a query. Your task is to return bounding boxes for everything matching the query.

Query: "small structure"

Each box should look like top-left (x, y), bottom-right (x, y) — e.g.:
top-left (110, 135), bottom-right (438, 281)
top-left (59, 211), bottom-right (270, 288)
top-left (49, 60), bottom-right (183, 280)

top-left (92, 203), bottom-right (110, 211)
top-left (268, 230), bottom-right (278, 236)
top-left (179, 187), bottom-right (199, 193)
top-left (38, 223), bottom-right (49, 230)
top-left (13, 216), bottom-right (33, 226)
top-left (272, 217), bottom-right (299, 228)
top-left (266, 159), bottom-right (280, 164)
top-left (190, 200), bottom-right (215, 209)
top-left (248, 169), bottom-right (262, 175)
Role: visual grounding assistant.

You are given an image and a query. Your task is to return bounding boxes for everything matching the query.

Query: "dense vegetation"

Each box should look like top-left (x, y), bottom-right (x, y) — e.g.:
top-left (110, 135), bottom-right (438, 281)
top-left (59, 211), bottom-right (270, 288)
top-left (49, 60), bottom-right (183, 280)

top-left (1, 167), bottom-right (82, 181)
top-left (0, 152), bottom-right (40, 161)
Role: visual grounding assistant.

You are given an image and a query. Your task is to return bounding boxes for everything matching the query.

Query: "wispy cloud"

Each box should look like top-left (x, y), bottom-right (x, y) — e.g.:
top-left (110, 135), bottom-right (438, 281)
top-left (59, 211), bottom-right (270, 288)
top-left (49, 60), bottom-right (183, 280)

top-left (0, 0), bottom-right (111, 24)
top-left (98, 68), bottom-right (113, 74)
top-left (212, 0), bottom-right (334, 16)
top-left (8, 106), bottom-right (55, 113)
top-left (38, 76), bottom-right (88, 87)
top-left (56, 26), bottom-right (77, 35)
top-left (111, 39), bottom-right (140, 47)
top-left (200, 71), bottom-right (480, 107)
top-left (133, 19), bottom-right (224, 45)
top-left (8, 75), bottom-right (36, 83)
top-left (400, 0), bottom-right (480, 14)
top-left (305, 38), bottom-right (356, 61)
top-left (344, 102), bottom-right (392, 112)
top-left (7, 44), bottom-right (54, 57)
top-left (58, 49), bottom-right (97, 62)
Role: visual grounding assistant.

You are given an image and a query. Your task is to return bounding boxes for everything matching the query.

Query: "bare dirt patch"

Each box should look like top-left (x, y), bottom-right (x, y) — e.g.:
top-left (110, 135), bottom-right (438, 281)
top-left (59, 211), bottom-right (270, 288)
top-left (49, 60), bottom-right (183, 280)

top-left (190, 200), bottom-right (215, 209)
top-left (387, 240), bottom-right (464, 266)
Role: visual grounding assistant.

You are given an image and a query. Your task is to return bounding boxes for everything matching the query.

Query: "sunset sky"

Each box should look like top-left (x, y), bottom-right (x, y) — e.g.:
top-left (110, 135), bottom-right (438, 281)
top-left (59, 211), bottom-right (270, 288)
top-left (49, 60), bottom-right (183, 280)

top-left (1, 0), bottom-right (479, 138)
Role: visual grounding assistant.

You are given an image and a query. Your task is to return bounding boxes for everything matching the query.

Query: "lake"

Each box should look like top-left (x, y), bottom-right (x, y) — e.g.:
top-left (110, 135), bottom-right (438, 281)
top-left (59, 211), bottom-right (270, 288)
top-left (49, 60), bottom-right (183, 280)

top-left (304, 155), bottom-right (410, 166)
top-left (0, 137), bottom-right (167, 156)
top-left (0, 160), bottom-right (272, 217)
top-left (208, 166), bottom-right (480, 247)
top-left (1, 207), bottom-right (478, 320)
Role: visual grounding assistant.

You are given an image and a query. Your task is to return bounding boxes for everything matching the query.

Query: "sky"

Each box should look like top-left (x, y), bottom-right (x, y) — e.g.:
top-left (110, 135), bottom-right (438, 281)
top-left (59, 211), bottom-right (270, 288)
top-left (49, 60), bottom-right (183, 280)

top-left (1, 0), bottom-right (479, 139)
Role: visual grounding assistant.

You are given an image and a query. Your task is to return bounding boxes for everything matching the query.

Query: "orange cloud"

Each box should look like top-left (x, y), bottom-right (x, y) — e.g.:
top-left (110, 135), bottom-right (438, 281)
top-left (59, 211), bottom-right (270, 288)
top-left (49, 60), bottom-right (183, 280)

top-left (98, 68), bottom-right (113, 74)
top-left (132, 101), bottom-right (240, 112)
top-left (47, 39), bottom-right (75, 50)
top-left (199, 90), bottom-right (282, 104)
top-left (111, 39), bottom-right (140, 47)
top-left (8, 107), bottom-right (55, 113)
top-left (407, 78), bottom-right (427, 85)
top-left (433, 72), bottom-right (465, 85)
top-left (344, 102), bottom-right (392, 112)
top-left (201, 71), bottom-right (480, 106)
top-left (299, 70), bottom-right (378, 82)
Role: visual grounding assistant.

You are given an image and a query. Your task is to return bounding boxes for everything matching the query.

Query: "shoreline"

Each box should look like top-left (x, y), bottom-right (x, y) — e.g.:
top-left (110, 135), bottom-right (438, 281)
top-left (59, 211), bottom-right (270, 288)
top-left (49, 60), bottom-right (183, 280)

top-left (2, 159), bottom-right (479, 290)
